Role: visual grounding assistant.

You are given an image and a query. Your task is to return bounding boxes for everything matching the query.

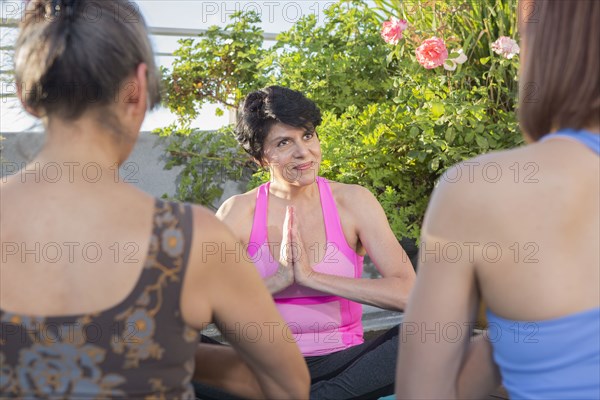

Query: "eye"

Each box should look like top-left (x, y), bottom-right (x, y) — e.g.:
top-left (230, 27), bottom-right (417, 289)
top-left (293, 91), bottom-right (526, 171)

top-left (277, 139), bottom-right (289, 147)
top-left (303, 132), bottom-right (314, 140)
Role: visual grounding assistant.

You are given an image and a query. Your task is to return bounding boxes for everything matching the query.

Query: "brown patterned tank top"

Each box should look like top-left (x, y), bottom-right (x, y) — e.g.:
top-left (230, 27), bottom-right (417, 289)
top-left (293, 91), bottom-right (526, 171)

top-left (0, 199), bottom-right (199, 399)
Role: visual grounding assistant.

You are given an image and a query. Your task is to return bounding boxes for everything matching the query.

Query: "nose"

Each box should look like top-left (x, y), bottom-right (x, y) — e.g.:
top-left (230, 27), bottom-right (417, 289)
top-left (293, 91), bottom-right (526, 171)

top-left (292, 140), bottom-right (310, 158)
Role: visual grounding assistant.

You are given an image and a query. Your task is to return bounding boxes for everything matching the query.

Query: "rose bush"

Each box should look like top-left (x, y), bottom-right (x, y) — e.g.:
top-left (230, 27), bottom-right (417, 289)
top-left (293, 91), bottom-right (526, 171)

top-left (381, 16), bottom-right (408, 45)
top-left (492, 36), bottom-right (520, 59)
top-left (158, 0), bottom-right (522, 242)
top-left (415, 37), bottom-right (448, 69)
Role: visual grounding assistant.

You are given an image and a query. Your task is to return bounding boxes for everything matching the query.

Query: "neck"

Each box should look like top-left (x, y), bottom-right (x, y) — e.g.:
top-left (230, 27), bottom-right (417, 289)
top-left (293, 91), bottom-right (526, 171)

top-left (268, 176), bottom-right (320, 202)
top-left (36, 114), bottom-right (134, 168)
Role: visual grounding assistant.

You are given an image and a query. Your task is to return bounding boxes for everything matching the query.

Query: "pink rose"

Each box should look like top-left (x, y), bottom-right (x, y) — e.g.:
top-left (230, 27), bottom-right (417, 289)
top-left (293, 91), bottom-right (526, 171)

top-left (415, 37), bottom-right (448, 69)
top-left (491, 36), bottom-right (520, 59)
top-left (381, 16), bottom-right (408, 45)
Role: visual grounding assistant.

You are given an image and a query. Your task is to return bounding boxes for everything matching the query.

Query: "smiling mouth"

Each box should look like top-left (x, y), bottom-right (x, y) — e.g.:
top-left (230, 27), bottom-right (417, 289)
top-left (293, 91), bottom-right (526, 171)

top-left (294, 162), bottom-right (314, 170)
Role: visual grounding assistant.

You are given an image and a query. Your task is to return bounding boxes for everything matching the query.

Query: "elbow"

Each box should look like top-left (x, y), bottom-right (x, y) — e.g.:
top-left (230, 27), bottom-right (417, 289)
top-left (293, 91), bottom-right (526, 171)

top-left (396, 294), bottom-right (410, 312)
top-left (394, 275), bottom-right (415, 312)
top-left (279, 365), bottom-right (310, 399)
top-left (295, 367), bottom-right (311, 399)
top-left (396, 380), bottom-right (458, 400)
top-left (293, 364), bottom-right (311, 399)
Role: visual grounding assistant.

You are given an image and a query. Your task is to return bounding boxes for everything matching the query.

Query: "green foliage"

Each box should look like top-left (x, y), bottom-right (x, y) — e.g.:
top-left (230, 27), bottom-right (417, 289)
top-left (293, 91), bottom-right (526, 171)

top-left (155, 11), bottom-right (266, 207)
top-left (318, 91), bottom-right (520, 240)
top-left (300, 0), bottom-right (522, 240)
top-left (161, 10), bottom-right (268, 122)
top-left (266, 0), bottom-right (395, 114)
top-left (374, 0), bottom-right (520, 112)
top-left (154, 124), bottom-right (256, 209)
top-left (157, 0), bottom-right (523, 241)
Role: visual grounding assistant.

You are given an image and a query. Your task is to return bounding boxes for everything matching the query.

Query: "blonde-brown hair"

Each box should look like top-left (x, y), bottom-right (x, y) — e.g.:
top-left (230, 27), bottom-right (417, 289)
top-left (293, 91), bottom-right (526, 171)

top-left (15, 0), bottom-right (161, 120)
top-left (518, 0), bottom-right (600, 141)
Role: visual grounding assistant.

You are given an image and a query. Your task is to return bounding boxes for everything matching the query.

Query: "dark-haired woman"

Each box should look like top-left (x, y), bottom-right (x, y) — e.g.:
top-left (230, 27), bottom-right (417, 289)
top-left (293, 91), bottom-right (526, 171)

top-left (396, 1), bottom-right (600, 398)
top-left (214, 86), bottom-right (416, 399)
top-left (0, 1), bottom-right (309, 398)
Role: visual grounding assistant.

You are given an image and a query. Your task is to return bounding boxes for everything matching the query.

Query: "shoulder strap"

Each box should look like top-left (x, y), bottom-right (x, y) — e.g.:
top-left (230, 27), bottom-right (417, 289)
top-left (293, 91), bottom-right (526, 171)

top-left (248, 181), bottom-right (270, 250)
top-left (317, 177), bottom-right (345, 245)
top-left (543, 129), bottom-right (600, 155)
top-left (149, 198), bottom-right (193, 281)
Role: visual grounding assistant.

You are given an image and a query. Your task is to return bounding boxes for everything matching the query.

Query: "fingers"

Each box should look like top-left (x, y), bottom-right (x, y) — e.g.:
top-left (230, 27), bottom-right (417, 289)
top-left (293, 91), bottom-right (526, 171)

top-left (287, 205), bottom-right (294, 243)
top-left (280, 206), bottom-right (293, 265)
top-left (282, 205), bottom-right (291, 237)
top-left (287, 206), bottom-right (304, 264)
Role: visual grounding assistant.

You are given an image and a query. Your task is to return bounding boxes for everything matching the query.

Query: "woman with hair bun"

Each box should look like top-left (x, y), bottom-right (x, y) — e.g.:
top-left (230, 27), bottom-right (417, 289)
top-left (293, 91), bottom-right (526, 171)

top-left (0, 1), bottom-right (309, 398)
top-left (396, 1), bottom-right (600, 398)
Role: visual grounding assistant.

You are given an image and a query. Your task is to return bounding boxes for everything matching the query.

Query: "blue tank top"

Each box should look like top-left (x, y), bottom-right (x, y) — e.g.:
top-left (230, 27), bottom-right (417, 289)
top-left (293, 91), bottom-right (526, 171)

top-left (486, 127), bottom-right (600, 399)
top-left (487, 308), bottom-right (600, 399)
top-left (541, 128), bottom-right (600, 154)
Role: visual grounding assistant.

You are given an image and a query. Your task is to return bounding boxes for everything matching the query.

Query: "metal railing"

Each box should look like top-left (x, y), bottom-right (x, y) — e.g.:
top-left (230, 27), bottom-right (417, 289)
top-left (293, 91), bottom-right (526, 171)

top-left (0, 18), bottom-right (278, 99)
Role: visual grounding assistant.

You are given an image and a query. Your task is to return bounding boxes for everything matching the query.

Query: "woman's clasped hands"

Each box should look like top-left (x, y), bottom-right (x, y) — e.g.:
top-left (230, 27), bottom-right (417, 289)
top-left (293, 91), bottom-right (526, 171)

top-left (275, 206), bottom-right (315, 290)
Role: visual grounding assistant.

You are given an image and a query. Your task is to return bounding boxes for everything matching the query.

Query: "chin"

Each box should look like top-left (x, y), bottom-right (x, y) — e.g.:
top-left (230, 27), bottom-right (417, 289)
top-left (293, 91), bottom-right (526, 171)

top-left (289, 169), bottom-right (319, 185)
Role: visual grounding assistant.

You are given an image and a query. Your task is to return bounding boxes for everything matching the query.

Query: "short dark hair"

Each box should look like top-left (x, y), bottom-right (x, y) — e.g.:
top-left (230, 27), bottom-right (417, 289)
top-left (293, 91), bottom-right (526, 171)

top-left (15, 0), bottom-right (161, 121)
top-left (235, 86), bottom-right (322, 163)
top-left (518, 0), bottom-right (600, 141)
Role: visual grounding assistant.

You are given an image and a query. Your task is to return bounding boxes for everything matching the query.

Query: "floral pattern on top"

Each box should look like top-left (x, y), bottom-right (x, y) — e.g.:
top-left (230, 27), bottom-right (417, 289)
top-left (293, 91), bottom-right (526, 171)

top-left (0, 200), bottom-right (198, 399)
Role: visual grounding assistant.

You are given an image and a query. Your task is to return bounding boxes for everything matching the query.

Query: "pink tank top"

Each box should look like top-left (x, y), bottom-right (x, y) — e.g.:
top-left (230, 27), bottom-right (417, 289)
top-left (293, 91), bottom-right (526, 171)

top-left (247, 177), bottom-right (365, 356)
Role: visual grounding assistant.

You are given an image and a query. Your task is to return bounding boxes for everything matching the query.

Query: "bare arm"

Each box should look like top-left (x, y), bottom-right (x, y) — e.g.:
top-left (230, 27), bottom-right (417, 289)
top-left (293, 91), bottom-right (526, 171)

top-left (395, 173), bottom-right (500, 398)
top-left (192, 338), bottom-right (294, 400)
top-left (457, 333), bottom-right (502, 399)
top-left (182, 206), bottom-right (309, 399)
top-left (193, 343), bottom-right (264, 399)
top-left (292, 186), bottom-right (416, 311)
top-left (216, 195), bottom-right (294, 294)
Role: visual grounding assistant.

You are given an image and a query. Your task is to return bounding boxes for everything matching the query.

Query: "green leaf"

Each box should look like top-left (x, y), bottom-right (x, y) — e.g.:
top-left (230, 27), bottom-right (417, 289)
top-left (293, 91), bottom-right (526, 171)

top-left (386, 51), bottom-right (396, 65)
top-left (476, 136), bottom-right (489, 149)
top-left (445, 127), bottom-right (456, 143)
top-left (424, 89), bottom-right (436, 101)
top-left (480, 56), bottom-right (491, 65)
top-left (431, 102), bottom-right (445, 118)
top-left (465, 131), bottom-right (475, 143)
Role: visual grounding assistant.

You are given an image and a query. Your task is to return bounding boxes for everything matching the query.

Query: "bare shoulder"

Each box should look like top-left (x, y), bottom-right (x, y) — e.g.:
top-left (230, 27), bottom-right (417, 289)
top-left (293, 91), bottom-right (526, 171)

top-left (215, 188), bottom-right (258, 221)
top-left (214, 188), bottom-right (259, 243)
top-left (437, 145), bottom-right (537, 200)
top-left (425, 147), bottom-right (540, 240)
top-left (329, 181), bottom-right (375, 203)
top-left (191, 205), bottom-right (231, 241)
top-left (327, 180), bottom-right (378, 211)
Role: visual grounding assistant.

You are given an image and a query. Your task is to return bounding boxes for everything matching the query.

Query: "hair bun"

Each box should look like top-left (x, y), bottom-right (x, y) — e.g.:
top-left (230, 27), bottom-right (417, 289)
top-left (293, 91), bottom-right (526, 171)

top-left (245, 91), bottom-right (267, 113)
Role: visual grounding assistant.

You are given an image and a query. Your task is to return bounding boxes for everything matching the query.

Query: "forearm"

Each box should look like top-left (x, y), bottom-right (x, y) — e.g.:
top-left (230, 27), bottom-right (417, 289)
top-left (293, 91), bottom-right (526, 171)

top-left (299, 273), bottom-right (412, 311)
top-left (264, 269), bottom-right (292, 294)
top-left (456, 333), bottom-right (502, 399)
top-left (193, 343), bottom-right (265, 399)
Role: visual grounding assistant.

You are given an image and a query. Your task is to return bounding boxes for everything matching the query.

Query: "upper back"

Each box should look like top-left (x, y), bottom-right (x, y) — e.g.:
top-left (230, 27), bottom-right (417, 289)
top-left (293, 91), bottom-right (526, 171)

top-left (0, 172), bottom-right (157, 316)
top-left (0, 175), bottom-right (200, 398)
top-left (428, 134), bottom-right (600, 321)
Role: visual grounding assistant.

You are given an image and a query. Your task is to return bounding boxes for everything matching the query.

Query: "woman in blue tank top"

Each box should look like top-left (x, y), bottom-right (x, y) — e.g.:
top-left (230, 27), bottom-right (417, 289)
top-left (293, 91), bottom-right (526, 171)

top-left (396, 0), bottom-right (600, 398)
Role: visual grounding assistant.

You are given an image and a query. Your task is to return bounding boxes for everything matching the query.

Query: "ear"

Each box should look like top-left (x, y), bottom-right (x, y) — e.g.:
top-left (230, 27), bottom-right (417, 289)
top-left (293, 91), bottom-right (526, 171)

top-left (122, 63), bottom-right (148, 117)
top-left (16, 83), bottom-right (42, 118)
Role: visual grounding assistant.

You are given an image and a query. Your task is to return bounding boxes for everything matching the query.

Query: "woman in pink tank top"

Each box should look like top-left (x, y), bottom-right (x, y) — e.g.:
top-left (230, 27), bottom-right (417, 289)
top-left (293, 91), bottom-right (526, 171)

top-left (211, 86), bottom-right (416, 399)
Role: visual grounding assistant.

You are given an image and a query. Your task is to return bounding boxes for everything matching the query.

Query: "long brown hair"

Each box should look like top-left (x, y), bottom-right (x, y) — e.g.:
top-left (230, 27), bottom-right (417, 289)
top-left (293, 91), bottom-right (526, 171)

top-left (518, 0), bottom-right (600, 141)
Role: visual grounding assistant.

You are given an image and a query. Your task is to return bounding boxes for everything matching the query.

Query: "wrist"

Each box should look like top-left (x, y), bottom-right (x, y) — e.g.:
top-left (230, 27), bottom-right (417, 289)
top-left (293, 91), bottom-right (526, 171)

top-left (296, 268), bottom-right (317, 287)
top-left (276, 264), bottom-right (294, 286)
